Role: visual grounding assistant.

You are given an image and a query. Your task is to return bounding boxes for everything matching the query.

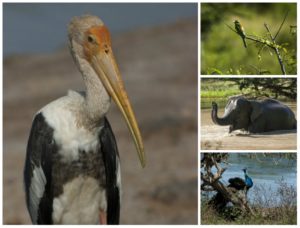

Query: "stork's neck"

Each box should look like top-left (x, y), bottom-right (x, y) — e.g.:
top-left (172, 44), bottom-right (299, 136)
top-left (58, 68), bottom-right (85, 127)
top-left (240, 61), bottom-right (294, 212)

top-left (77, 56), bottom-right (111, 125)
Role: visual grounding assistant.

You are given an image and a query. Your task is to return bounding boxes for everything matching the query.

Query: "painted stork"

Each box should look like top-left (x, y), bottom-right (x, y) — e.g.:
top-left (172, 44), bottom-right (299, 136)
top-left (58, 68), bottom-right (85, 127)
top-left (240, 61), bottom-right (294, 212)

top-left (23, 15), bottom-right (145, 224)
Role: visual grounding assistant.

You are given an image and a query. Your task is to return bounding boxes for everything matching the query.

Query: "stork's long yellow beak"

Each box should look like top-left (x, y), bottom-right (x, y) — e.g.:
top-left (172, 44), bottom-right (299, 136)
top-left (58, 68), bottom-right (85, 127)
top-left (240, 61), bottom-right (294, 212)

top-left (86, 26), bottom-right (145, 168)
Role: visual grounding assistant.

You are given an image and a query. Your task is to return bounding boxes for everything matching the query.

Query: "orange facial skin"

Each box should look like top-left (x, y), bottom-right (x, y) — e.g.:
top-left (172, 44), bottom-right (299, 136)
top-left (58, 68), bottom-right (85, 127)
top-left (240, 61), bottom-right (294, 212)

top-left (84, 25), bottom-right (112, 61)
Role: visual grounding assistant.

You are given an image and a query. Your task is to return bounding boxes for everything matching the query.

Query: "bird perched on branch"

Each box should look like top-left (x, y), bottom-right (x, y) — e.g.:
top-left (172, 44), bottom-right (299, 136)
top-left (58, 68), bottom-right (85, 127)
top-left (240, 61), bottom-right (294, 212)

top-left (234, 20), bottom-right (247, 48)
top-left (228, 168), bottom-right (253, 191)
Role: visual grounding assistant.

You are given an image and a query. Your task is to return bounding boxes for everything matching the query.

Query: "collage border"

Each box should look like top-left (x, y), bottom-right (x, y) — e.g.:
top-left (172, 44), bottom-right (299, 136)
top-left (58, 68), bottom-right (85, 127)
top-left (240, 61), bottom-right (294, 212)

top-left (1, 0), bottom-right (299, 226)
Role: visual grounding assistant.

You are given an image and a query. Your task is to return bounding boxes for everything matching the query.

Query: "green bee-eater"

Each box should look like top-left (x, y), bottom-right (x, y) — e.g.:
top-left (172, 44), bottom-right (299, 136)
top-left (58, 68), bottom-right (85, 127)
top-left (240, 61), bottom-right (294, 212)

top-left (234, 20), bottom-right (247, 48)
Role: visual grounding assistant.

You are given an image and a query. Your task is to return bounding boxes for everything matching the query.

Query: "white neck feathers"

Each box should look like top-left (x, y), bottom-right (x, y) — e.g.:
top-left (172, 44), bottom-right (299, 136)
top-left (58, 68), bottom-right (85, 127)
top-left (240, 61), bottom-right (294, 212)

top-left (78, 56), bottom-right (111, 121)
top-left (69, 39), bottom-right (111, 124)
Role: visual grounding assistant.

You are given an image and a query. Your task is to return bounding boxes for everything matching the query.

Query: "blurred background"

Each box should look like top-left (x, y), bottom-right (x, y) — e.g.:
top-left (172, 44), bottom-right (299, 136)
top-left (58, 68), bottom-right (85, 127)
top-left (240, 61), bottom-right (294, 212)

top-left (3, 3), bottom-right (198, 224)
top-left (201, 3), bottom-right (297, 75)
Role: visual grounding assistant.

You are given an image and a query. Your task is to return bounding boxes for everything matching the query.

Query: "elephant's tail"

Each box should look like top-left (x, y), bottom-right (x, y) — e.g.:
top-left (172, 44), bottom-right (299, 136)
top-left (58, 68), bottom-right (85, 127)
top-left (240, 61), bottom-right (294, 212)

top-left (293, 121), bottom-right (297, 129)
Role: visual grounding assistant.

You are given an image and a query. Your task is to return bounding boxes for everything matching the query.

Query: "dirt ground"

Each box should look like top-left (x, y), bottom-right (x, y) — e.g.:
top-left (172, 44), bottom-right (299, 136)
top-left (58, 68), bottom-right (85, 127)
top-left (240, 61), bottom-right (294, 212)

top-left (201, 107), bottom-right (297, 150)
top-left (3, 18), bottom-right (198, 224)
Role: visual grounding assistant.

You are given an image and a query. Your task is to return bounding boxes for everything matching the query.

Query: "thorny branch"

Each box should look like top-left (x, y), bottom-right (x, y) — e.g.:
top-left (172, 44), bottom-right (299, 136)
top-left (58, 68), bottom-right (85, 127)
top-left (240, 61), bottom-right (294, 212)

top-left (225, 23), bottom-right (272, 48)
top-left (274, 10), bottom-right (289, 40)
top-left (264, 23), bottom-right (286, 75)
top-left (226, 12), bottom-right (289, 75)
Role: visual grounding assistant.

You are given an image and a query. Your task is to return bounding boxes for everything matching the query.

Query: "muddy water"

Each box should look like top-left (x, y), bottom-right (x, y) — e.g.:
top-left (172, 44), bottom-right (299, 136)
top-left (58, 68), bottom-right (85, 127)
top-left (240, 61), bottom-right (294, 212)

top-left (201, 103), bottom-right (297, 150)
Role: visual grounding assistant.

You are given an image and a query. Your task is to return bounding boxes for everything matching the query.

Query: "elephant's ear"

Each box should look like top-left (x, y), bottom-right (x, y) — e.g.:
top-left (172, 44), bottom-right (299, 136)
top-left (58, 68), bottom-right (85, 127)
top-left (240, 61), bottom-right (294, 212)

top-left (250, 101), bottom-right (264, 122)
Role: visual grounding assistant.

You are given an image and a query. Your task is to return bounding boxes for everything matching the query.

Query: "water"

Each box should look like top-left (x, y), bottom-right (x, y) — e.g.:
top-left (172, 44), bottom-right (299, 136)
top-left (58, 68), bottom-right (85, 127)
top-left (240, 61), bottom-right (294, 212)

top-left (3, 3), bottom-right (197, 56)
top-left (202, 153), bottom-right (297, 206)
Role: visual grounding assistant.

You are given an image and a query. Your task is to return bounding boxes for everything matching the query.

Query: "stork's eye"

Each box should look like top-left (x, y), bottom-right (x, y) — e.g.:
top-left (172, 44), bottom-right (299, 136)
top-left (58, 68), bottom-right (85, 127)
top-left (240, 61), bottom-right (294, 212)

top-left (87, 35), bottom-right (95, 43)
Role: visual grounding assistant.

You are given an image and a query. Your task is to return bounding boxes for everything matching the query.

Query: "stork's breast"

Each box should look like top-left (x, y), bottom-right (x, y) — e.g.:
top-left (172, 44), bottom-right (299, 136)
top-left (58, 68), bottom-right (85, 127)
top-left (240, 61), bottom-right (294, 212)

top-left (52, 176), bottom-right (106, 224)
top-left (40, 93), bottom-right (103, 163)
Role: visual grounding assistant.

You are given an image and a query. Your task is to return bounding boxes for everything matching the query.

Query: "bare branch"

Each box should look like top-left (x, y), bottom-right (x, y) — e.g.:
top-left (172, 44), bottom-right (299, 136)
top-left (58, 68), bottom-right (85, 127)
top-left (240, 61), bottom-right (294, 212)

top-left (225, 23), bottom-right (239, 34)
top-left (201, 183), bottom-right (215, 191)
top-left (213, 157), bottom-right (226, 181)
top-left (227, 23), bottom-right (274, 49)
top-left (274, 10), bottom-right (289, 40)
top-left (227, 17), bottom-right (288, 75)
top-left (264, 23), bottom-right (286, 75)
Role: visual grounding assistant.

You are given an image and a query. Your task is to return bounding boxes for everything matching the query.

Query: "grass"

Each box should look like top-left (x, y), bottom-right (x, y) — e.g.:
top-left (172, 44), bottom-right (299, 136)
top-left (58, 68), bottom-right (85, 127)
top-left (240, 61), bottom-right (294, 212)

top-left (201, 79), bottom-right (243, 109)
top-left (201, 80), bottom-right (240, 98)
top-left (201, 180), bottom-right (297, 225)
top-left (201, 204), bottom-right (297, 225)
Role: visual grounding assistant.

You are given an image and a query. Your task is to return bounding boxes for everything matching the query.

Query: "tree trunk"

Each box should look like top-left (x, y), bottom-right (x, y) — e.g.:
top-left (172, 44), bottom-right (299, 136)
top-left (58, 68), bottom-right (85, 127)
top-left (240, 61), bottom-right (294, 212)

top-left (209, 180), bottom-right (254, 215)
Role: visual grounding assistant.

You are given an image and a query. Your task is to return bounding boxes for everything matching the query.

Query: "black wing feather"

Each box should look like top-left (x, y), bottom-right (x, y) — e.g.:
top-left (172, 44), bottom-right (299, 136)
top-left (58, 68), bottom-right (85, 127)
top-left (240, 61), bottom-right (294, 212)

top-left (228, 177), bottom-right (246, 190)
top-left (24, 113), bottom-right (55, 224)
top-left (99, 117), bottom-right (120, 224)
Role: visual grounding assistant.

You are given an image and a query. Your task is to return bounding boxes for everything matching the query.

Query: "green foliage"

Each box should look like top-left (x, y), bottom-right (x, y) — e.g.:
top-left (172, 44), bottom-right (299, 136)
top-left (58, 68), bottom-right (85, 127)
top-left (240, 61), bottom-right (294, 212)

top-left (226, 78), bottom-right (297, 100)
top-left (201, 3), bottom-right (297, 75)
top-left (201, 79), bottom-right (240, 97)
top-left (201, 78), bottom-right (296, 109)
top-left (201, 79), bottom-right (241, 108)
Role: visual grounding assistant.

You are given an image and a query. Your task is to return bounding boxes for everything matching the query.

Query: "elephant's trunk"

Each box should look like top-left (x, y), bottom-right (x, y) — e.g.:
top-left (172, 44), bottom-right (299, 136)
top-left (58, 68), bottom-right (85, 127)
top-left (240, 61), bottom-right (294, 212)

top-left (211, 102), bottom-right (232, 126)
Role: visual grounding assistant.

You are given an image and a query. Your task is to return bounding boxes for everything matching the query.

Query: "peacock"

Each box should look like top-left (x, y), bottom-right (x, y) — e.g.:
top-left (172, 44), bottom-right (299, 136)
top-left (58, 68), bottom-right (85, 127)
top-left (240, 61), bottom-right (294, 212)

top-left (228, 168), bottom-right (253, 191)
top-left (208, 168), bottom-right (253, 216)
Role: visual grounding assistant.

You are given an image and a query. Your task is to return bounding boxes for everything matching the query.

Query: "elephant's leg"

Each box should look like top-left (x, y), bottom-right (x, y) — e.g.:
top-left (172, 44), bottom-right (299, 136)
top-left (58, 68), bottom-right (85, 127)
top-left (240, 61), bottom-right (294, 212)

top-left (248, 118), bottom-right (266, 133)
top-left (229, 123), bottom-right (240, 133)
top-left (229, 120), bottom-right (249, 133)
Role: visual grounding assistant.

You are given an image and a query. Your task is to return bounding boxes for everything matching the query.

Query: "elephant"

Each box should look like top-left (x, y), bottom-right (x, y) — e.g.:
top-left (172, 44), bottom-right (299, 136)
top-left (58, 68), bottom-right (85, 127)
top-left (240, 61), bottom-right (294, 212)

top-left (211, 96), bottom-right (297, 133)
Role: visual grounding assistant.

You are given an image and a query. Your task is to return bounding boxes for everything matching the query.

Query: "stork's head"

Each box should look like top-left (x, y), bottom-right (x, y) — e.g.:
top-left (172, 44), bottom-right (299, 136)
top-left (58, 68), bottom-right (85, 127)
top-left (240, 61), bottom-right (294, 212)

top-left (68, 15), bottom-right (145, 167)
